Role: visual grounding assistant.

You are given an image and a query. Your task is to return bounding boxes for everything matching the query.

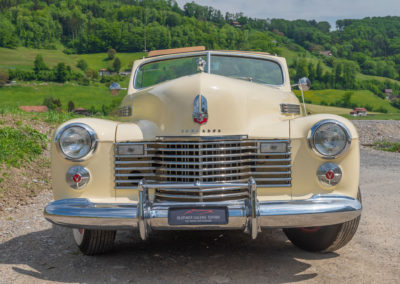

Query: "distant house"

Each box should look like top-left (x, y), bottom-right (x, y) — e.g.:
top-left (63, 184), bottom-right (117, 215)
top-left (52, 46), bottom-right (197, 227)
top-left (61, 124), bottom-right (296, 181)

top-left (119, 71), bottom-right (131, 76)
top-left (350, 108), bottom-right (367, 116)
top-left (72, 108), bottom-right (90, 116)
top-left (19, 106), bottom-right (48, 113)
top-left (384, 89), bottom-right (393, 95)
top-left (232, 21), bottom-right (241, 27)
top-left (99, 68), bottom-right (111, 76)
top-left (384, 89), bottom-right (399, 101)
top-left (319, 50), bottom-right (333, 57)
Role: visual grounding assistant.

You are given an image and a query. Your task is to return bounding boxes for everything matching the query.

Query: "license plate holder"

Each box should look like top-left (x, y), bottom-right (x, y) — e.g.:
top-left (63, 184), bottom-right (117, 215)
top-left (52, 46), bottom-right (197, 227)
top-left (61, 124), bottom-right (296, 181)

top-left (168, 207), bottom-right (228, 225)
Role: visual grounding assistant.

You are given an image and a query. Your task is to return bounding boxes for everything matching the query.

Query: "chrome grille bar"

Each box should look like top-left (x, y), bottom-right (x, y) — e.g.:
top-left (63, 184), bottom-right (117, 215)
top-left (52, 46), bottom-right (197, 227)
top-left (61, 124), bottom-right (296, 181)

top-left (114, 139), bottom-right (291, 202)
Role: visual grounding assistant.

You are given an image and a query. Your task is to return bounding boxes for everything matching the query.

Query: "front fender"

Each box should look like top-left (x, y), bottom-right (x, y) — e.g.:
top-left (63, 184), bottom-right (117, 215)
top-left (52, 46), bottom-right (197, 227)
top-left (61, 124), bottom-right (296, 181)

top-left (51, 118), bottom-right (142, 201)
top-left (289, 114), bottom-right (360, 199)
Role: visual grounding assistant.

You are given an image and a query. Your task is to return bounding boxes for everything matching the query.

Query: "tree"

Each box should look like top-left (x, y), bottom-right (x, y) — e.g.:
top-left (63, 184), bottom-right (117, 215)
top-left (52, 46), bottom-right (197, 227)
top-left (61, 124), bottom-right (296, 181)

top-left (76, 59), bottom-right (88, 71)
top-left (34, 55), bottom-right (48, 73)
top-left (112, 57), bottom-right (121, 72)
top-left (295, 59), bottom-right (309, 80)
top-left (107, 48), bottom-right (116, 60)
top-left (68, 101), bottom-right (75, 112)
top-left (54, 63), bottom-right (68, 83)
top-left (0, 71), bottom-right (9, 86)
top-left (316, 61), bottom-right (323, 80)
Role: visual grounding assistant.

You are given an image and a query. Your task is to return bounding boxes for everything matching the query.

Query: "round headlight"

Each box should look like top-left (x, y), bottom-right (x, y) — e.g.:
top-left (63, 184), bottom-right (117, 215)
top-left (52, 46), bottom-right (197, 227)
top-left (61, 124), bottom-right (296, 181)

top-left (56, 123), bottom-right (97, 160)
top-left (308, 120), bottom-right (351, 159)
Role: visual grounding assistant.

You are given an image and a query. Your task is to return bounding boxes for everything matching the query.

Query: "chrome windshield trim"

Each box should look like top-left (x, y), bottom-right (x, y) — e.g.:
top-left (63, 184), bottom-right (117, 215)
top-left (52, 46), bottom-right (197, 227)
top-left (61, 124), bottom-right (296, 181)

top-left (133, 50), bottom-right (286, 90)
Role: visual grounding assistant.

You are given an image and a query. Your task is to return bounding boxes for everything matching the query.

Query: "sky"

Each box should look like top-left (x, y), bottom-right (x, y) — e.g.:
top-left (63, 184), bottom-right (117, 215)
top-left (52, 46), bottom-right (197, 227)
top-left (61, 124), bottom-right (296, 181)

top-left (175, 0), bottom-right (400, 28)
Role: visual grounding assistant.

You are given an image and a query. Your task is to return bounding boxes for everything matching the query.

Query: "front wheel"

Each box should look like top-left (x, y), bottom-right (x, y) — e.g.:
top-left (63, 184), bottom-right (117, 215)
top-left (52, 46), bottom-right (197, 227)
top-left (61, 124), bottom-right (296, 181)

top-left (283, 189), bottom-right (361, 252)
top-left (72, 228), bottom-right (116, 255)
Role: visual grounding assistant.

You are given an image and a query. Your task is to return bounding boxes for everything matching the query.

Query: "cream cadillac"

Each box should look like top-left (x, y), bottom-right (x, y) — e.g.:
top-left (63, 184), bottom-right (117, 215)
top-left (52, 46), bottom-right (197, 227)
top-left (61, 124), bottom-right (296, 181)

top-left (44, 47), bottom-right (362, 255)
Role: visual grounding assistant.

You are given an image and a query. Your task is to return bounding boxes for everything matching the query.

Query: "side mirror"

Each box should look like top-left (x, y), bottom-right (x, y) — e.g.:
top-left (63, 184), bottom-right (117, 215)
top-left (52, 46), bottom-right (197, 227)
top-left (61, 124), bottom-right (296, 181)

top-left (298, 77), bottom-right (311, 91)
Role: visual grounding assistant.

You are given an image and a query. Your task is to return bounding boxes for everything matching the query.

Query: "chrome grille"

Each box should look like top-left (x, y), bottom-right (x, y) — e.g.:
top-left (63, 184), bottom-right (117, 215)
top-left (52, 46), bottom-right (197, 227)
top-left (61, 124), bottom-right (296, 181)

top-left (114, 139), bottom-right (291, 202)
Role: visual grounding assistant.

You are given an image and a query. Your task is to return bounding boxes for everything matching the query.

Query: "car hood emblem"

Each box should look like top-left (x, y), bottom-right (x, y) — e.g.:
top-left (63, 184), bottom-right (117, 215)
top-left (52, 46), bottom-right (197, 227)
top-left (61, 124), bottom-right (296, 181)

top-left (193, 94), bottom-right (208, 124)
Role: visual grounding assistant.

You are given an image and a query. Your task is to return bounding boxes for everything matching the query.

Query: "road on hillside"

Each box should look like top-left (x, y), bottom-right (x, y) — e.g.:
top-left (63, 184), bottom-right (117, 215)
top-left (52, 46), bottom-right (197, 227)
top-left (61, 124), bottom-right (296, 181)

top-left (0, 147), bottom-right (399, 283)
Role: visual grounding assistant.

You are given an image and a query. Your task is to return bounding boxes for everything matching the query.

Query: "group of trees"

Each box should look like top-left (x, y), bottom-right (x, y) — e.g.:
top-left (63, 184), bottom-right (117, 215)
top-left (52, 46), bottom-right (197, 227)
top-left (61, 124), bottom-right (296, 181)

top-left (1, 0), bottom-right (400, 81)
top-left (293, 58), bottom-right (359, 91)
top-left (8, 54), bottom-right (82, 83)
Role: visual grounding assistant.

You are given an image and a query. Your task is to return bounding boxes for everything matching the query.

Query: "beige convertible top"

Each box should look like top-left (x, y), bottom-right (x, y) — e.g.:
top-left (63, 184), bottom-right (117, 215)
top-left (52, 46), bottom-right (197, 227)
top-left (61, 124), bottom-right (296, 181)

top-left (147, 46), bottom-right (270, 58)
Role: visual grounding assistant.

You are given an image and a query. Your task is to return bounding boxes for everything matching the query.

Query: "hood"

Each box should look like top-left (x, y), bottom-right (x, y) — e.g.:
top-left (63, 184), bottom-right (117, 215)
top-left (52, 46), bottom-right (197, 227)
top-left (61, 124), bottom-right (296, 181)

top-left (124, 73), bottom-right (299, 139)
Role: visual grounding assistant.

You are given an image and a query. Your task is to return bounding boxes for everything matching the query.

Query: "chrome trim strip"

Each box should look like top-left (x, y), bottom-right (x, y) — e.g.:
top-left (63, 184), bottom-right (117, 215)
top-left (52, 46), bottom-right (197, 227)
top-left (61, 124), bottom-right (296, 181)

top-left (154, 192), bottom-right (249, 200)
top-left (54, 123), bottom-right (98, 162)
top-left (115, 152), bottom-right (290, 159)
top-left (307, 119), bottom-right (352, 159)
top-left (146, 146), bottom-right (259, 151)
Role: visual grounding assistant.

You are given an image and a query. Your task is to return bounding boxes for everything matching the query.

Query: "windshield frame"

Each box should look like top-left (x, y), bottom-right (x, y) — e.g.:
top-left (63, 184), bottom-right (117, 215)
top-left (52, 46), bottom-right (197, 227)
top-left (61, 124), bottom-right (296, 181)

top-left (133, 51), bottom-right (286, 90)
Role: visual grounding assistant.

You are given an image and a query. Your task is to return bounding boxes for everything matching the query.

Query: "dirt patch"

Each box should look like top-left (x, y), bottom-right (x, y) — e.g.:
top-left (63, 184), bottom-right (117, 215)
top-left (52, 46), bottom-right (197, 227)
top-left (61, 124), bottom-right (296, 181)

top-left (0, 114), bottom-right (52, 216)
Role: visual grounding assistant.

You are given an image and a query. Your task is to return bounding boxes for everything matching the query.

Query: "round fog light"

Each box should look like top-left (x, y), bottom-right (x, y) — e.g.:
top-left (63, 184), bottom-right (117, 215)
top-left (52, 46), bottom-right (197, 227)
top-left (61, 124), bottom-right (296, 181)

top-left (317, 163), bottom-right (342, 187)
top-left (66, 166), bottom-right (90, 189)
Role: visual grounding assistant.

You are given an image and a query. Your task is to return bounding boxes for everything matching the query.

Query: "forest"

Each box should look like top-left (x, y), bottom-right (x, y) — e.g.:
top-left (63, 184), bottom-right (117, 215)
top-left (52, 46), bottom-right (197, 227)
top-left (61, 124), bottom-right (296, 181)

top-left (1, 0), bottom-right (400, 109)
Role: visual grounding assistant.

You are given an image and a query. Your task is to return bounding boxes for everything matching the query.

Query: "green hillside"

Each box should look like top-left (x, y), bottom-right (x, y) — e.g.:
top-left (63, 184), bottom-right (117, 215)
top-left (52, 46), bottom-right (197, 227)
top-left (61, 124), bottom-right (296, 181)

top-left (295, 89), bottom-right (399, 113)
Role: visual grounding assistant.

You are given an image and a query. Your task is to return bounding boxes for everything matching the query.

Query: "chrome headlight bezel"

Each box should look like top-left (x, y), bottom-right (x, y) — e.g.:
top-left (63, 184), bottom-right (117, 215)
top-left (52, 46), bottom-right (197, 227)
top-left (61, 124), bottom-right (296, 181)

top-left (55, 123), bottom-right (98, 161)
top-left (307, 119), bottom-right (352, 159)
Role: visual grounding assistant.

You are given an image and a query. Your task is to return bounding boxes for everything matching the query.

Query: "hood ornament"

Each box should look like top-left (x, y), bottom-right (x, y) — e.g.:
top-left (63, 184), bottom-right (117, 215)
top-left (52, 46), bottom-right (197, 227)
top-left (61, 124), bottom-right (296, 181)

top-left (193, 94), bottom-right (208, 124)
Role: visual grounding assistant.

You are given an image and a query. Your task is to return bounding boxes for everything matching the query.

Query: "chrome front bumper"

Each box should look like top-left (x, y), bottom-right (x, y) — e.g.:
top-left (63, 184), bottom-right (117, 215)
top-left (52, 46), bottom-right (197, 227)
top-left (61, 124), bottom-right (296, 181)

top-left (44, 179), bottom-right (362, 240)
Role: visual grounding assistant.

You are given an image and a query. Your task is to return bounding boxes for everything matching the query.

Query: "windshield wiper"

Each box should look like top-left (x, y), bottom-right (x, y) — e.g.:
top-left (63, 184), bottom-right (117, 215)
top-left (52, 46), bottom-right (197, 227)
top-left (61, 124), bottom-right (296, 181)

top-left (231, 76), bottom-right (253, 82)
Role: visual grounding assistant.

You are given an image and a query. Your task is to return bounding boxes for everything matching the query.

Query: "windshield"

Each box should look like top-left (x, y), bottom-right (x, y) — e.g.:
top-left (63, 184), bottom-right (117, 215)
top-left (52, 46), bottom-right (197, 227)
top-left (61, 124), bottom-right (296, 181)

top-left (134, 54), bottom-right (284, 89)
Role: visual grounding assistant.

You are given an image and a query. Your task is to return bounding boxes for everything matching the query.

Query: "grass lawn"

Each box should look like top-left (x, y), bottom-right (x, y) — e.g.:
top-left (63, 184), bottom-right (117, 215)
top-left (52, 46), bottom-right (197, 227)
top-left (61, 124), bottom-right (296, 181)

top-left (294, 89), bottom-right (399, 113)
top-left (0, 47), bottom-right (79, 71)
top-left (0, 47), bottom-right (144, 73)
top-left (305, 104), bottom-right (352, 115)
top-left (0, 82), bottom-right (125, 111)
top-left (77, 52), bottom-right (146, 72)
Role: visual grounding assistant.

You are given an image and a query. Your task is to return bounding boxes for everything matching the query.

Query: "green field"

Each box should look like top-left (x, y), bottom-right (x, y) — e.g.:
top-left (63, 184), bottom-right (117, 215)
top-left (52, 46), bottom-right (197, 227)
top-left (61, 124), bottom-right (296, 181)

top-left (0, 47), bottom-right (145, 72)
top-left (0, 83), bottom-right (124, 110)
top-left (295, 89), bottom-right (399, 113)
top-left (305, 104), bottom-right (352, 115)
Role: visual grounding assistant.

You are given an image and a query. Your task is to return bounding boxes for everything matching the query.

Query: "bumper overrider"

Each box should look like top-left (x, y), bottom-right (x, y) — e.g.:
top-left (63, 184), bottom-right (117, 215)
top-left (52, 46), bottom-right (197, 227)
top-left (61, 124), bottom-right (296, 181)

top-left (44, 178), bottom-right (362, 240)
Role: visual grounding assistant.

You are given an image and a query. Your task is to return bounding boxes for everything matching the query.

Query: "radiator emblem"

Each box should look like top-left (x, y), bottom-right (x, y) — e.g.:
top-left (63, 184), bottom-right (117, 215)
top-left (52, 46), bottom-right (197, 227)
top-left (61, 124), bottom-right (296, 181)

top-left (193, 94), bottom-right (208, 124)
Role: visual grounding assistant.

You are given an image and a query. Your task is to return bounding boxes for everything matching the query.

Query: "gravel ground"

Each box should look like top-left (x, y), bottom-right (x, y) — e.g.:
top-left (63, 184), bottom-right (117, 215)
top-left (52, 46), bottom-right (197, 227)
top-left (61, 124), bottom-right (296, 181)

top-left (352, 120), bottom-right (400, 145)
top-left (0, 147), bottom-right (399, 284)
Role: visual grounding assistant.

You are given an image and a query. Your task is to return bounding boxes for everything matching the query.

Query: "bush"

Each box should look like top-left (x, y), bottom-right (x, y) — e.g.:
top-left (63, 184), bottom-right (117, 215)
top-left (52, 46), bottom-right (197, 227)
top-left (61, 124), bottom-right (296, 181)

top-left (112, 57), bottom-right (121, 72)
top-left (33, 55), bottom-right (49, 73)
top-left (68, 101), bottom-right (75, 112)
top-left (77, 59), bottom-right (88, 71)
top-left (0, 71), bottom-right (9, 86)
top-left (107, 48), bottom-right (116, 60)
top-left (375, 107), bottom-right (388, 113)
top-left (43, 96), bottom-right (62, 111)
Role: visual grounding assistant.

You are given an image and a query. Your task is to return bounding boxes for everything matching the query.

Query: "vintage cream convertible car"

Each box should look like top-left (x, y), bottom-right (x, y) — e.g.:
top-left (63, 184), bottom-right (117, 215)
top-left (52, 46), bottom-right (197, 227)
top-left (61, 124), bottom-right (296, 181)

top-left (44, 47), bottom-right (362, 255)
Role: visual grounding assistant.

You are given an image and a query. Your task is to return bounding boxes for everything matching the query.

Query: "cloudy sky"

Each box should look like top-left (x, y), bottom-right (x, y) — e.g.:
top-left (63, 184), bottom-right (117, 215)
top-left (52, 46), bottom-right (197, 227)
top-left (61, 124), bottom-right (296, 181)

top-left (175, 0), bottom-right (400, 28)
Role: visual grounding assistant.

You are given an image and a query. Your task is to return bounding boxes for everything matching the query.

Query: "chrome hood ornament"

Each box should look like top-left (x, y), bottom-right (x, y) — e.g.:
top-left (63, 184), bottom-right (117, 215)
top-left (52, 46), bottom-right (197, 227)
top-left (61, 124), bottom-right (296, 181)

top-left (193, 94), bottom-right (208, 124)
